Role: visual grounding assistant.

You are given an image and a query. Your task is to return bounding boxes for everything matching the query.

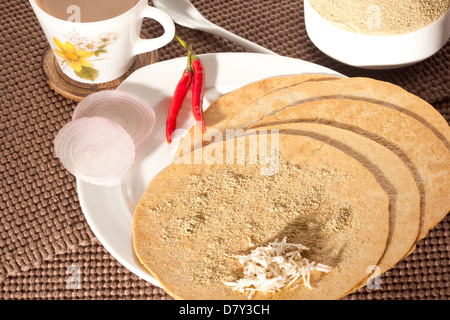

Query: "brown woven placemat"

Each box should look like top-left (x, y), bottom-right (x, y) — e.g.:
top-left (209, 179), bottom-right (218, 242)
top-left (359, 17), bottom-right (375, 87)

top-left (0, 0), bottom-right (448, 300)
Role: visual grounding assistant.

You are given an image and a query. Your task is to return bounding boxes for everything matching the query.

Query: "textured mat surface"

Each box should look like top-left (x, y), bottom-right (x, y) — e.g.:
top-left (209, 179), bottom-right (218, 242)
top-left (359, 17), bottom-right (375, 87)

top-left (0, 0), bottom-right (448, 300)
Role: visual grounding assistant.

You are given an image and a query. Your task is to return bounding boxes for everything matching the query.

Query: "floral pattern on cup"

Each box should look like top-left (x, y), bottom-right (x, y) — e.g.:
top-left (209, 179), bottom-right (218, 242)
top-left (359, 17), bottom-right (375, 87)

top-left (53, 32), bottom-right (118, 81)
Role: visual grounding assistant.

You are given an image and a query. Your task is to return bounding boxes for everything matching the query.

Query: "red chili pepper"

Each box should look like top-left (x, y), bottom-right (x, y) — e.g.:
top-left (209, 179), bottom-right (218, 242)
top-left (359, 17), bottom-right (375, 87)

top-left (175, 36), bottom-right (207, 134)
top-left (166, 53), bottom-right (193, 144)
top-left (191, 56), bottom-right (206, 133)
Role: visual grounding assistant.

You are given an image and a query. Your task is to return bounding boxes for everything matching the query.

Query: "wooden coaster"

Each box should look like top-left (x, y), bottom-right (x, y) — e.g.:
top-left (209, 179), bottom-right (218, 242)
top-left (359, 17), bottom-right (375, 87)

top-left (42, 34), bottom-right (159, 101)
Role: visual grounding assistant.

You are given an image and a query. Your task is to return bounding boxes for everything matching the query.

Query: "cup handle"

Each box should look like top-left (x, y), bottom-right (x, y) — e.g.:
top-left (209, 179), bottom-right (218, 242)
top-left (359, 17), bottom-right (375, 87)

top-left (133, 6), bottom-right (175, 56)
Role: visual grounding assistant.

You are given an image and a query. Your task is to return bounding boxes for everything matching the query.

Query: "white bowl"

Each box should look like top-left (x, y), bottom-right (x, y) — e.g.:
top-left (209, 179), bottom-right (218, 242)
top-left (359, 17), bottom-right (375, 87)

top-left (304, 0), bottom-right (450, 69)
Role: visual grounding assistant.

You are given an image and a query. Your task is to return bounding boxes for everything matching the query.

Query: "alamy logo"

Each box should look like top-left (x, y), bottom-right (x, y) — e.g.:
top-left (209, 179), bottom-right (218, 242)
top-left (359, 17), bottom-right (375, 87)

top-left (172, 125), bottom-right (280, 176)
top-left (66, 264), bottom-right (81, 289)
top-left (366, 5), bottom-right (381, 31)
top-left (66, 5), bottom-right (81, 22)
top-left (366, 265), bottom-right (381, 290)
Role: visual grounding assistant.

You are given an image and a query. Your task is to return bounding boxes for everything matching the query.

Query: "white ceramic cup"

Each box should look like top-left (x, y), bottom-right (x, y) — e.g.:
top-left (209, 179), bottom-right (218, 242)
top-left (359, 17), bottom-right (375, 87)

top-left (29, 0), bottom-right (175, 83)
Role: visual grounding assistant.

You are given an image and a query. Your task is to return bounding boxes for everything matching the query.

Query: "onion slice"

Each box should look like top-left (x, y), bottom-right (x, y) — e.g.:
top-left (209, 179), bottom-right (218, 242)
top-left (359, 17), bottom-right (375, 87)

top-left (72, 90), bottom-right (156, 149)
top-left (54, 117), bottom-right (136, 186)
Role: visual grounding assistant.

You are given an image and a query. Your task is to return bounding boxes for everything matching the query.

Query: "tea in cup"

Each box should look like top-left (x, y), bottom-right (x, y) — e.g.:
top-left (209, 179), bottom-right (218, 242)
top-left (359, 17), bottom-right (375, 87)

top-left (29, 0), bottom-right (175, 83)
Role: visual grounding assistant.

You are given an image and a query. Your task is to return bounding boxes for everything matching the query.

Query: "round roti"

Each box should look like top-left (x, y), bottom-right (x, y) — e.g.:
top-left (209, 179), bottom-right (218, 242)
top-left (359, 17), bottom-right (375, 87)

top-left (133, 134), bottom-right (390, 300)
top-left (251, 99), bottom-right (450, 241)
top-left (174, 73), bottom-right (339, 157)
top-left (235, 77), bottom-right (450, 151)
top-left (245, 123), bottom-right (421, 276)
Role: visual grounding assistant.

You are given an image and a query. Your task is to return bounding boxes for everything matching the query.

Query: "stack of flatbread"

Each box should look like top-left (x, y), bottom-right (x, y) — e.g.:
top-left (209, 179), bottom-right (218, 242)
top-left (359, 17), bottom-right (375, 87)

top-left (133, 74), bottom-right (450, 300)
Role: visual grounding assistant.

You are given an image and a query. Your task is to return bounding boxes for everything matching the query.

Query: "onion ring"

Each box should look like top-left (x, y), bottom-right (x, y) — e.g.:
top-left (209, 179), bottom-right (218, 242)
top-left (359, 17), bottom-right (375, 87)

top-left (72, 90), bottom-right (156, 149)
top-left (54, 117), bottom-right (136, 186)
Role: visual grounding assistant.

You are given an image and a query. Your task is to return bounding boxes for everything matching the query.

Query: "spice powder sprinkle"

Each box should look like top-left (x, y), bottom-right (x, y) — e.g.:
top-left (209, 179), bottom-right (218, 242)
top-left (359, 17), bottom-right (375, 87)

top-left (309, 0), bottom-right (450, 35)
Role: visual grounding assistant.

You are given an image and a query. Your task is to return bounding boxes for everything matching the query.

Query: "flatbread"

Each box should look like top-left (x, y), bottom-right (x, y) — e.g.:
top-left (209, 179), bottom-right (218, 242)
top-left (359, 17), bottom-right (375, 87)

top-left (174, 73), bottom-right (339, 157)
top-left (251, 99), bottom-right (450, 241)
top-left (175, 77), bottom-right (450, 171)
top-left (244, 123), bottom-right (421, 276)
top-left (236, 77), bottom-right (450, 151)
top-left (133, 134), bottom-right (390, 300)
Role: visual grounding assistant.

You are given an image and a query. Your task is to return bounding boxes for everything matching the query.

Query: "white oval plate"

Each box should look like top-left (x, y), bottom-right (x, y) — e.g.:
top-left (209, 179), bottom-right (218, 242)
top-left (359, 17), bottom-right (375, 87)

top-left (76, 52), bottom-right (342, 287)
